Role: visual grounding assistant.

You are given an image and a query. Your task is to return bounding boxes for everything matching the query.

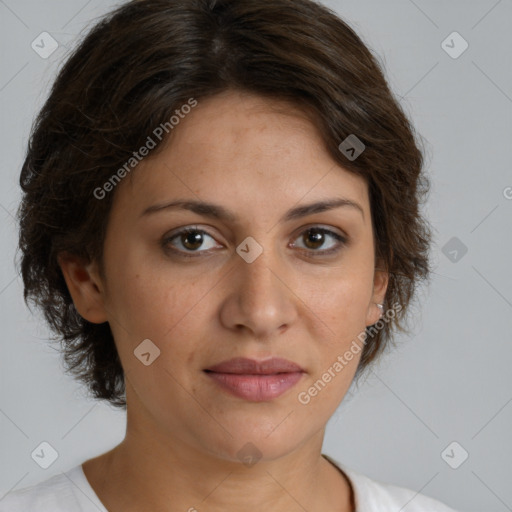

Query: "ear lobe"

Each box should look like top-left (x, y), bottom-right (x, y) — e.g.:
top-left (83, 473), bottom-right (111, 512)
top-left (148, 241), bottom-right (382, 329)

top-left (57, 252), bottom-right (108, 324)
top-left (365, 267), bottom-right (389, 327)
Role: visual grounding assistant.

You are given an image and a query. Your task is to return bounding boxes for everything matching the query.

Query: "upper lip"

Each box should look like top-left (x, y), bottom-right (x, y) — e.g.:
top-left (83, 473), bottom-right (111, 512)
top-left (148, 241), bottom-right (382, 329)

top-left (204, 357), bottom-right (304, 374)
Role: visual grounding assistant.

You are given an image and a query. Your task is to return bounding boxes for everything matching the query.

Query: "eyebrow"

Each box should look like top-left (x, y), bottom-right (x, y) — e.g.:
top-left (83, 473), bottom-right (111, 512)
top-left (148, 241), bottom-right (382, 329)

top-left (140, 197), bottom-right (364, 223)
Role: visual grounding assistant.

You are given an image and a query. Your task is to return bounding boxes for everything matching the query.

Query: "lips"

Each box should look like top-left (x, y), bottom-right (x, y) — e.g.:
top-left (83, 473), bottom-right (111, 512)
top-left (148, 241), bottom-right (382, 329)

top-left (204, 357), bottom-right (305, 401)
top-left (204, 357), bottom-right (304, 375)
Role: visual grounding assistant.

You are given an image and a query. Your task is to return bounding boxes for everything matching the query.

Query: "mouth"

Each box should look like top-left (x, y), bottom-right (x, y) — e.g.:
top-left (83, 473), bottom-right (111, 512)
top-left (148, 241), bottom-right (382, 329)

top-left (203, 357), bottom-right (305, 402)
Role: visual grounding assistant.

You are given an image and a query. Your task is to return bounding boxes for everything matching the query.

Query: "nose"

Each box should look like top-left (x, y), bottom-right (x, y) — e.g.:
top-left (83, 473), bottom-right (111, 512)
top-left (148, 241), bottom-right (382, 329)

top-left (219, 244), bottom-right (298, 339)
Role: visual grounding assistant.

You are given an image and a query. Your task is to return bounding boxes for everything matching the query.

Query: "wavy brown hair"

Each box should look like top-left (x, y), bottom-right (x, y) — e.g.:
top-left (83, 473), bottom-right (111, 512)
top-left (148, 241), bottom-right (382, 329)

top-left (16, 0), bottom-right (432, 409)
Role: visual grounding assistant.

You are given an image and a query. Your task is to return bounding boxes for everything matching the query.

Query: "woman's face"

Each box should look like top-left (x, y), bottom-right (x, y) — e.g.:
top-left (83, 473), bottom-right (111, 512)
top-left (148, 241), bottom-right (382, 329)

top-left (64, 89), bottom-right (387, 463)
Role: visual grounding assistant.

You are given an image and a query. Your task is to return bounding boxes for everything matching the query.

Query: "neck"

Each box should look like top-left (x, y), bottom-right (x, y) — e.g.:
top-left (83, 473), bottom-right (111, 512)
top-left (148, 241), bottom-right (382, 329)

top-left (83, 382), bottom-right (354, 512)
top-left (83, 427), bottom-right (354, 512)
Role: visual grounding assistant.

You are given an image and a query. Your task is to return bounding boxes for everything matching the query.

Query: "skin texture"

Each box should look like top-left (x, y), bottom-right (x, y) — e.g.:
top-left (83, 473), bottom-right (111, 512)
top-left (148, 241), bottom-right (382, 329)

top-left (59, 89), bottom-right (388, 512)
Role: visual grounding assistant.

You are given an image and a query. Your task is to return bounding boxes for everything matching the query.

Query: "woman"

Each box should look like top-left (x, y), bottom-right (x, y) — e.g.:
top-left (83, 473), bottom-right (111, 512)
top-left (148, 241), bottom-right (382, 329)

top-left (2, 0), bottom-right (459, 510)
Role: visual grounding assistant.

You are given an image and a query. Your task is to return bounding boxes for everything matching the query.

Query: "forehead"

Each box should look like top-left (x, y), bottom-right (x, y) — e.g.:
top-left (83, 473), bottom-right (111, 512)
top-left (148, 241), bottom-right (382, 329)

top-left (115, 90), bottom-right (369, 222)
top-left (159, 90), bottom-right (329, 167)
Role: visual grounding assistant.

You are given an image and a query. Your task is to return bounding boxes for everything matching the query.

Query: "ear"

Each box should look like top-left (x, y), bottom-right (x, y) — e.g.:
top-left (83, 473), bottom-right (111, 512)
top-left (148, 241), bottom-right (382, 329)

top-left (365, 264), bottom-right (389, 327)
top-left (57, 252), bottom-right (108, 324)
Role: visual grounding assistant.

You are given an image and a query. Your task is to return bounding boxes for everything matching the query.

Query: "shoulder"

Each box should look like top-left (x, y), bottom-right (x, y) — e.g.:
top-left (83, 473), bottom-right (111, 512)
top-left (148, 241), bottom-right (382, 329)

top-left (345, 468), bottom-right (460, 511)
top-left (0, 465), bottom-right (101, 512)
top-left (0, 470), bottom-right (71, 511)
top-left (323, 454), bottom-right (460, 512)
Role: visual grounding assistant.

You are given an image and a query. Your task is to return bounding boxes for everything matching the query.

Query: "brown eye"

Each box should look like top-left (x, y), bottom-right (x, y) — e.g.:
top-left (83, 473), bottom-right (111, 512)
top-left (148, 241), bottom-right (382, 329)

top-left (181, 231), bottom-right (204, 251)
top-left (291, 226), bottom-right (347, 257)
top-left (303, 228), bottom-right (326, 250)
top-left (162, 227), bottom-right (220, 257)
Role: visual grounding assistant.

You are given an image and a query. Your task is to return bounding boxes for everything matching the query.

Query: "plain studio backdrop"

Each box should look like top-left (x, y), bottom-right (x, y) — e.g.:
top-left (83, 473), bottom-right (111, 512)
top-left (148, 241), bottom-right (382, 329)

top-left (0, 1), bottom-right (511, 511)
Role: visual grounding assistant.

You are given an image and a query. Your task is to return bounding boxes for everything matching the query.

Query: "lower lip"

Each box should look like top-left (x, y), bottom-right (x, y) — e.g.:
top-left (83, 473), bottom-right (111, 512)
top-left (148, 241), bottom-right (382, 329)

top-left (205, 371), bottom-right (304, 401)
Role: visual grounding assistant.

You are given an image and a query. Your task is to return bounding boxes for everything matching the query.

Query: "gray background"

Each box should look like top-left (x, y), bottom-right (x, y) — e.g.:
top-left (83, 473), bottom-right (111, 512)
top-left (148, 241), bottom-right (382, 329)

top-left (1, 1), bottom-right (511, 511)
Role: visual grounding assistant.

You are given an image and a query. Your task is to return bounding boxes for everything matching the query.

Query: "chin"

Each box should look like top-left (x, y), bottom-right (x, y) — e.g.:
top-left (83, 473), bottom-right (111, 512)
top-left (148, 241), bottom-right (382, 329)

top-left (196, 419), bottom-right (312, 466)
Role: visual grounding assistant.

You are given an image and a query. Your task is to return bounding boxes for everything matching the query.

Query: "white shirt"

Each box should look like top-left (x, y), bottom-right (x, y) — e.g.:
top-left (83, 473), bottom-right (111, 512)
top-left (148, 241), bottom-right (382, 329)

top-left (0, 454), bottom-right (460, 511)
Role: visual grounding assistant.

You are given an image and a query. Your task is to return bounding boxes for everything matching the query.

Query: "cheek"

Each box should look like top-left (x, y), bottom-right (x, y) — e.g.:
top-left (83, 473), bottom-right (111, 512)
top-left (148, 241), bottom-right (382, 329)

top-left (295, 278), bottom-right (369, 414)
top-left (302, 272), bottom-right (372, 399)
top-left (104, 237), bottom-right (200, 332)
top-left (307, 271), bottom-right (373, 336)
top-left (107, 269), bottom-right (218, 387)
top-left (115, 276), bottom-right (202, 342)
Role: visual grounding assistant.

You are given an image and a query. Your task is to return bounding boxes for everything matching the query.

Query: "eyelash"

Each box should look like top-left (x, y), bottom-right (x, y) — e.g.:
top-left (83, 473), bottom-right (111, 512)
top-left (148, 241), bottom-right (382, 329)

top-left (162, 226), bottom-right (347, 259)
